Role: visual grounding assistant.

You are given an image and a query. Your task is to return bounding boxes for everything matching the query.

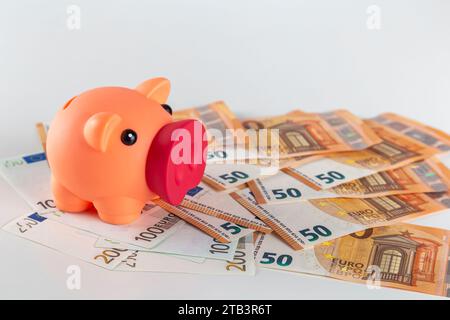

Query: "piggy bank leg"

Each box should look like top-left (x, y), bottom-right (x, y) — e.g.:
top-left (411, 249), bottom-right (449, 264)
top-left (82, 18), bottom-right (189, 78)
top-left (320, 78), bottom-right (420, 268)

top-left (51, 175), bottom-right (92, 212)
top-left (93, 197), bottom-right (145, 225)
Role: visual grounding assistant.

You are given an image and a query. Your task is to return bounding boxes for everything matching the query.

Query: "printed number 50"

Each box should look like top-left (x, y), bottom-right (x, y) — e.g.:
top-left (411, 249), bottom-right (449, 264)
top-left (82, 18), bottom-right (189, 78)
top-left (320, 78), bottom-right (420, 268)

top-left (315, 171), bottom-right (345, 184)
top-left (219, 171), bottom-right (249, 184)
top-left (259, 252), bottom-right (292, 266)
top-left (299, 225), bottom-right (332, 242)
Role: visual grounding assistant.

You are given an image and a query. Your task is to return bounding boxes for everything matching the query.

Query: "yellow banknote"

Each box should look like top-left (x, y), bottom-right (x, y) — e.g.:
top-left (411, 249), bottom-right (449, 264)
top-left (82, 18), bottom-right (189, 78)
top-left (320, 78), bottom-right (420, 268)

top-left (241, 109), bottom-right (381, 158)
top-left (232, 189), bottom-right (450, 250)
top-left (255, 223), bottom-right (450, 297)
top-left (248, 157), bottom-right (450, 204)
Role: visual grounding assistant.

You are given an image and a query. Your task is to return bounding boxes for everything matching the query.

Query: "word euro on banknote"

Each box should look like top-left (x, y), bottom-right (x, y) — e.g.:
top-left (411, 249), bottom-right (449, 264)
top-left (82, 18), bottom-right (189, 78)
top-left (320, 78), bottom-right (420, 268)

top-left (249, 157), bottom-right (450, 204)
top-left (255, 223), bottom-right (450, 297)
top-left (231, 189), bottom-right (450, 250)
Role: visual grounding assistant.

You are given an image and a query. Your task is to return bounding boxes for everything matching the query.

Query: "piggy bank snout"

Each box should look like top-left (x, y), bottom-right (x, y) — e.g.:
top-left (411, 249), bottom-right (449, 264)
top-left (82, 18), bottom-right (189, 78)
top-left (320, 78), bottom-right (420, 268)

top-left (146, 119), bottom-right (207, 205)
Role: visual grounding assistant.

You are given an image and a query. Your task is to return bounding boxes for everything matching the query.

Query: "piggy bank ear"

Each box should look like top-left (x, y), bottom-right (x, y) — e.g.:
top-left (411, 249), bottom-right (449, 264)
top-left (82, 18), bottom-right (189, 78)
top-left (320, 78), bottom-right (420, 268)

top-left (135, 77), bottom-right (170, 104)
top-left (83, 112), bottom-right (122, 152)
top-left (146, 120), bottom-right (208, 205)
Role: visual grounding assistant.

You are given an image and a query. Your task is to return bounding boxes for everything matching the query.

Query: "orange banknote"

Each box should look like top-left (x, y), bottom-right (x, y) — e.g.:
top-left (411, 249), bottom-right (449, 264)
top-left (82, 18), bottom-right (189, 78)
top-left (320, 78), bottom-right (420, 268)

top-left (255, 223), bottom-right (450, 297)
top-left (180, 182), bottom-right (271, 233)
top-left (232, 189), bottom-right (450, 250)
top-left (248, 156), bottom-right (450, 204)
top-left (279, 115), bottom-right (450, 191)
top-left (173, 101), bottom-right (243, 146)
top-left (154, 198), bottom-right (255, 243)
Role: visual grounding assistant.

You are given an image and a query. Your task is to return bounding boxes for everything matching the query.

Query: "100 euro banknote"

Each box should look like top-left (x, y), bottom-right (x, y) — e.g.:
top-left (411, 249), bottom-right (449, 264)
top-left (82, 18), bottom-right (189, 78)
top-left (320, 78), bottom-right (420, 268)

top-left (173, 101), bottom-right (243, 146)
top-left (0, 152), bottom-right (246, 258)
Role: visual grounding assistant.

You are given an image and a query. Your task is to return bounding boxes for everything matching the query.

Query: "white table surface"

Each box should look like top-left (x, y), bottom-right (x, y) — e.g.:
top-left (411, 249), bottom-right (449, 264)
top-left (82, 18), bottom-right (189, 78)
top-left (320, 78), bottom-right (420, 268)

top-left (0, 0), bottom-right (449, 299)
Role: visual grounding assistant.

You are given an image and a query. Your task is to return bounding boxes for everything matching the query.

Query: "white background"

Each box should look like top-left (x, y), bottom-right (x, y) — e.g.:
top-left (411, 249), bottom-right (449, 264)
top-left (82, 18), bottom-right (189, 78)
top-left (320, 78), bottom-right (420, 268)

top-left (0, 0), bottom-right (449, 299)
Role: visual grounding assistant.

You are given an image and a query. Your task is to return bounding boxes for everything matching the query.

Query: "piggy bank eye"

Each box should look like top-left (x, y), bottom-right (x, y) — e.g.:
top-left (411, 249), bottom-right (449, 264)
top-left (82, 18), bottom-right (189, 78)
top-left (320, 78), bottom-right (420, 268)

top-left (121, 129), bottom-right (138, 146)
top-left (161, 104), bottom-right (172, 115)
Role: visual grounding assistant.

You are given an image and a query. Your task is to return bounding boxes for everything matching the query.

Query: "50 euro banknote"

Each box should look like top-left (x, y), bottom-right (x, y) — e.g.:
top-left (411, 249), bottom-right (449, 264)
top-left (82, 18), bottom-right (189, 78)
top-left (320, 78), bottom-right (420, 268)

top-left (241, 109), bottom-right (382, 158)
top-left (248, 157), bottom-right (450, 204)
top-left (180, 181), bottom-right (271, 233)
top-left (173, 101), bottom-right (243, 146)
top-left (255, 223), bottom-right (450, 297)
top-left (260, 113), bottom-right (450, 193)
top-left (231, 189), bottom-right (450, 250)
top-left (2, 211), bottom-right (253, 275)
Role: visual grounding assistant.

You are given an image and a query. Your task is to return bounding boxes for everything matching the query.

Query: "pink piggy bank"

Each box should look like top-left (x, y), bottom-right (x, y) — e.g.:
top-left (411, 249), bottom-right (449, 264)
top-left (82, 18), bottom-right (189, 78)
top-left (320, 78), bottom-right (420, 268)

top-left (46, 77), bottom-right (207, 224)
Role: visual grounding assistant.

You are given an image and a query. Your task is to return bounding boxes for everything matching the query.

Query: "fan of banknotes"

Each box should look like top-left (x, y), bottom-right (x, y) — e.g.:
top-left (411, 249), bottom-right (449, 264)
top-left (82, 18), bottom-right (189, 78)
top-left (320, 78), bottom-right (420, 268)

top-left (1, 101), bottom-right (450, 297)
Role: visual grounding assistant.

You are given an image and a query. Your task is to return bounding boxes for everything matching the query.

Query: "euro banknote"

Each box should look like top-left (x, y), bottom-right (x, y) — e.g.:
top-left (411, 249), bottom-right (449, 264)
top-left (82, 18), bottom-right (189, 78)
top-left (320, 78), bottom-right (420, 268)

top-left (0, 152), bottom-right (188, 247)
top-left (2, 211), bottom-right (249, 274)
top-left (94, 218), bottom-right (239, 262)
top-left (248, 157), bottom-right (450, 204)
top-left (116, 235), bottom-right (255, 275)
top-left (371, 112), bottom-right (450, 153)
top-left (203, 162), bottom-right (269, 191)
top-left (154, 198), bottom-right (254, 243)
top-left (232, 189), bottom-right (450, 250)
top-left (173, 101), bottom-right (243, 146)
top-left (94, 238), bottom-right (206, 263)
top-left (255, 223), bottom-right (450, 297)
top-left (27, 126), bottom-right (260, 244)
top-left (278, 114), bottom-right (450, 191)
top-left (202, 156), bottom-right (309, 191)
top-left (2, 211), bottom-right (130, 270)
top-left (0, 152), bottom-right (245, 259)
top-left (241, 109), bottom-right (381, 158)
top-left (180, 182), bottom-right (271, 233)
